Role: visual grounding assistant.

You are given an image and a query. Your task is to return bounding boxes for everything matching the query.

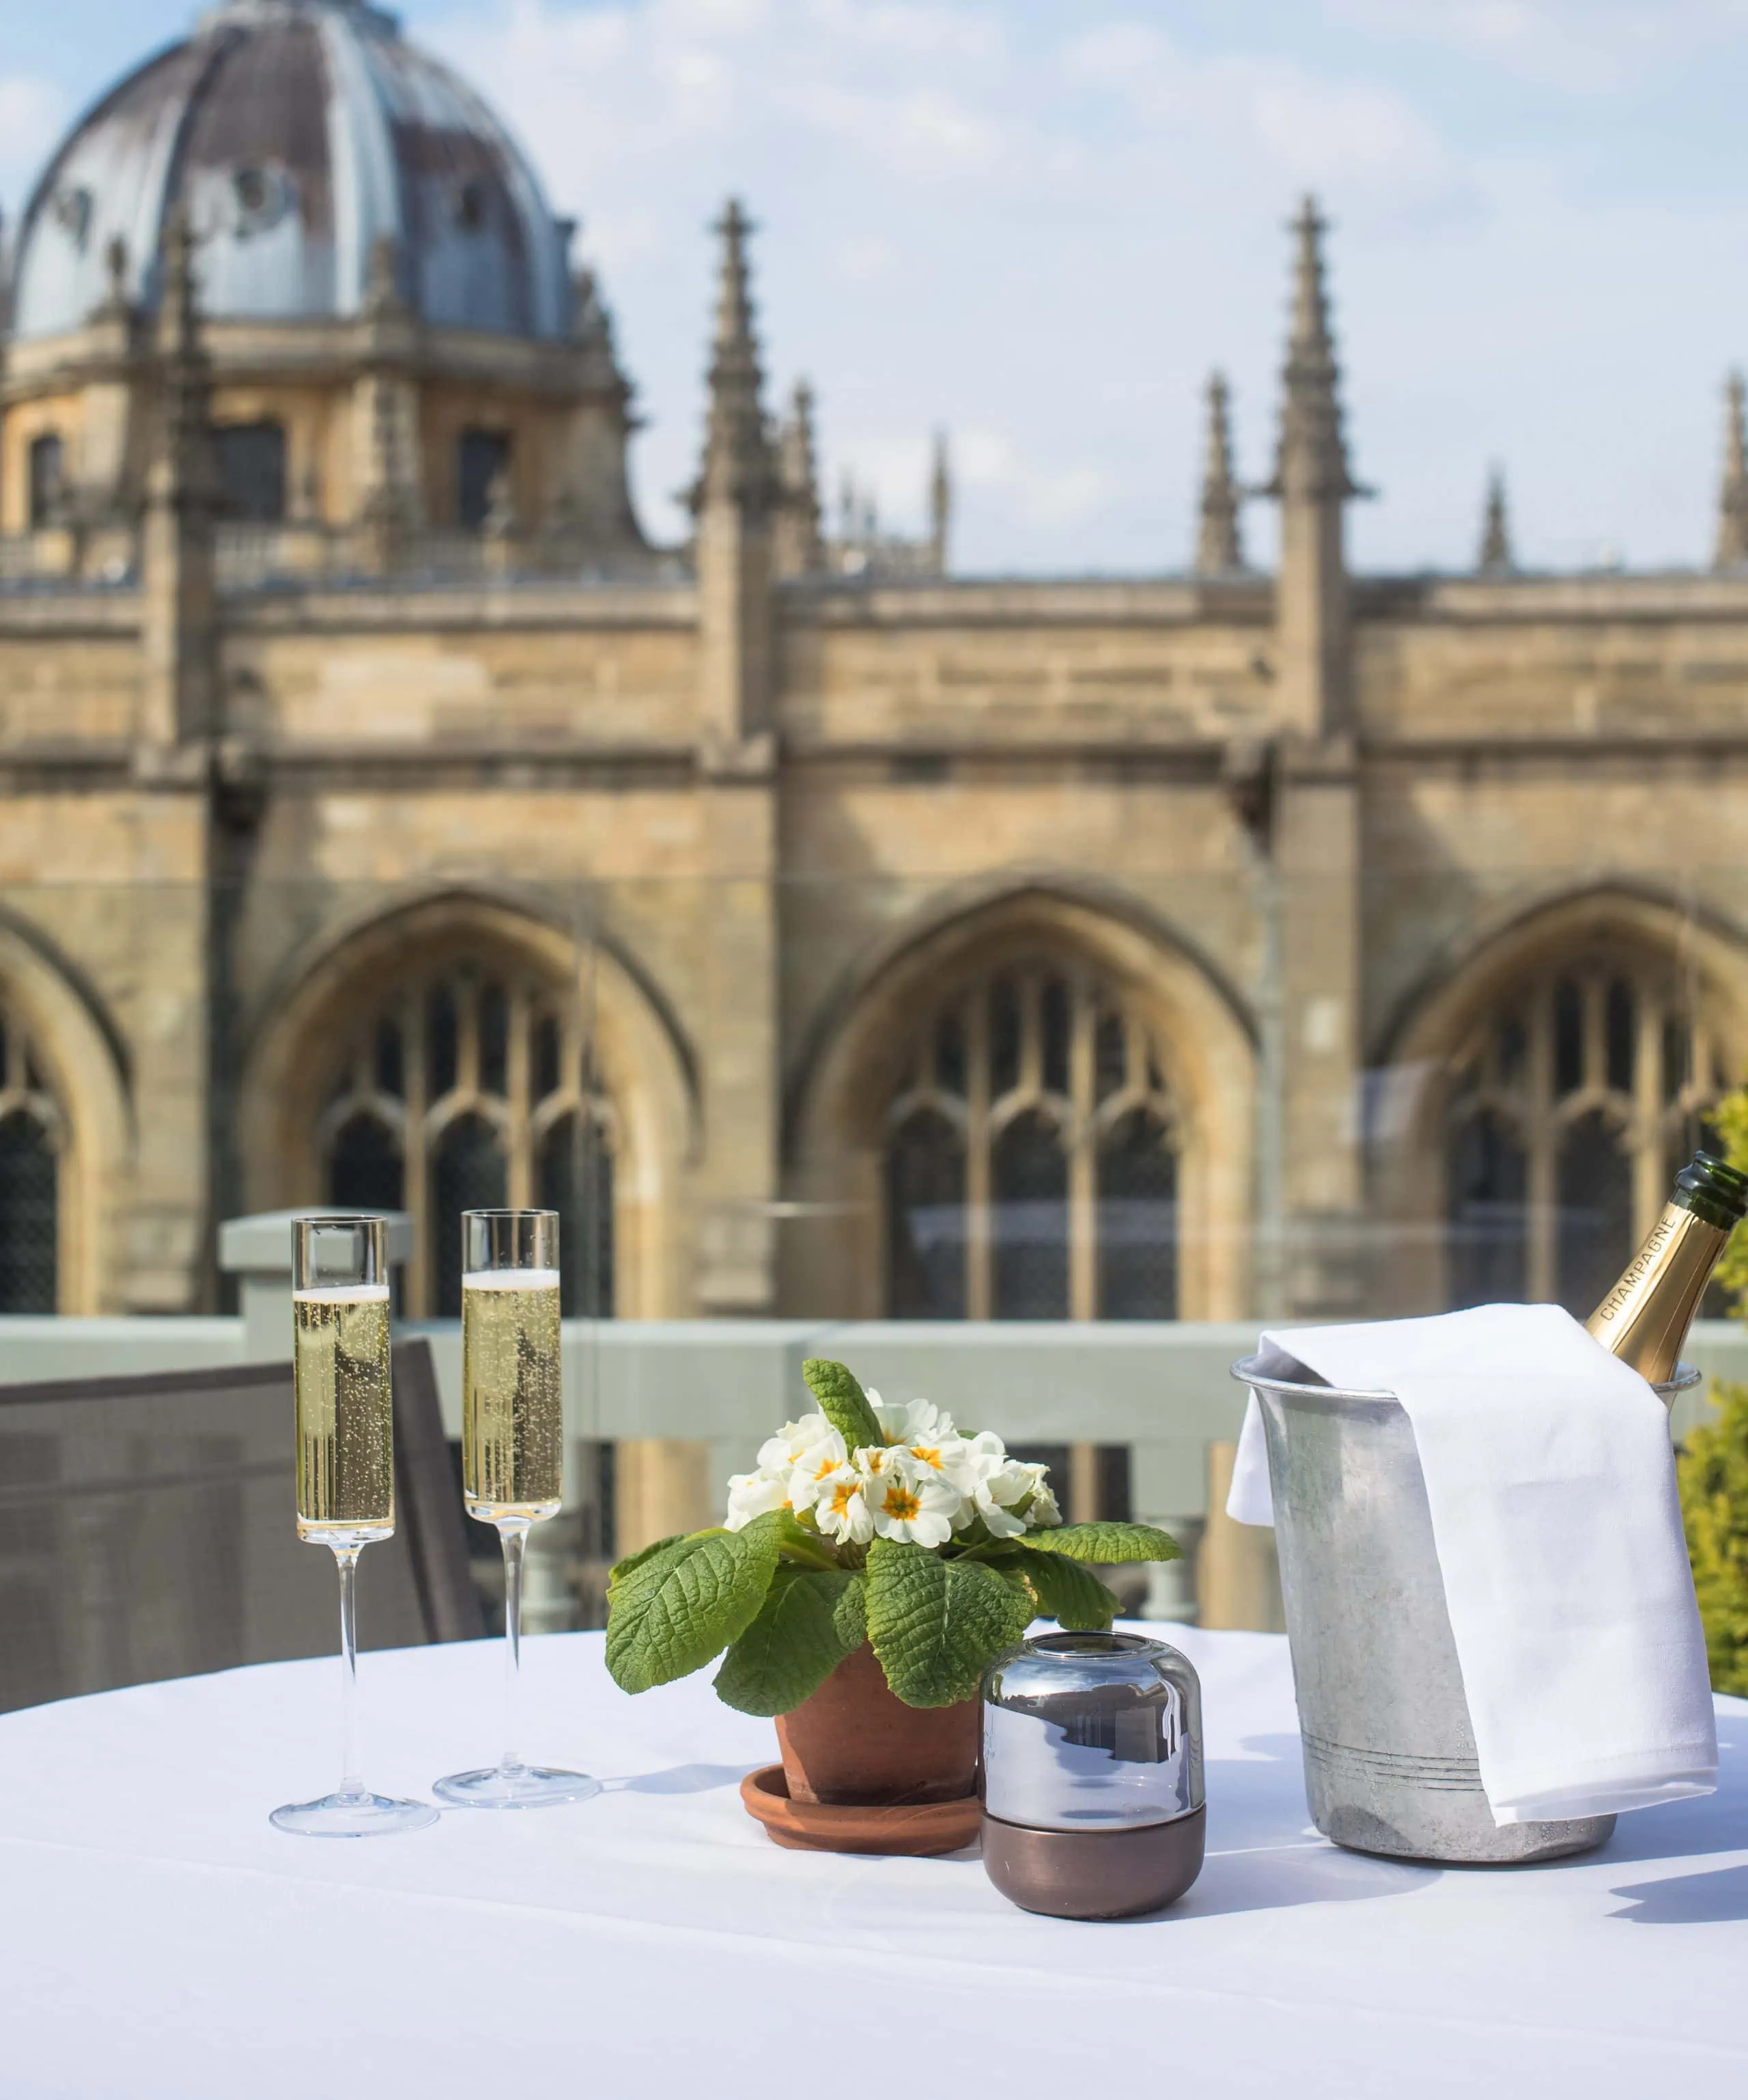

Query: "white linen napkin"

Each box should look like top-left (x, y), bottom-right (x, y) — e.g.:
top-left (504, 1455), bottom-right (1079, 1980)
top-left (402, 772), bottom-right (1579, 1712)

top-left (1228, 1301), bottom-right (1717, 1825)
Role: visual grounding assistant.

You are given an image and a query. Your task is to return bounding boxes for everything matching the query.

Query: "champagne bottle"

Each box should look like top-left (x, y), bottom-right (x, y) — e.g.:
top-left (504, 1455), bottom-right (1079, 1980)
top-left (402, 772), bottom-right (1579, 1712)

top-left (1585, 1151), bottom-right (1748, 1384)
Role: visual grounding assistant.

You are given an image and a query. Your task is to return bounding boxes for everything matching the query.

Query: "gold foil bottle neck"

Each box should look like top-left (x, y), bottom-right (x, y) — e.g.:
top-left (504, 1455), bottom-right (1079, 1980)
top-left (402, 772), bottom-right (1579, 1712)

top-left (1585, 1203), bottom-right (1728, 1386)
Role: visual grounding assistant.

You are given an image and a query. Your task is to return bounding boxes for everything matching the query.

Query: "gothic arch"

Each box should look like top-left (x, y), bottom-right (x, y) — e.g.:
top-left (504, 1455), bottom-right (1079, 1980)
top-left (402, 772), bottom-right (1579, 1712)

top-left (1377, 885), bottom-right (1748, 1313)
top-left (787, 886), bottom-right (1255, 1318)
top-left (0, 914), bottom-right (131, 1313)
top-left (239, 892), bottom-right (696, 1316)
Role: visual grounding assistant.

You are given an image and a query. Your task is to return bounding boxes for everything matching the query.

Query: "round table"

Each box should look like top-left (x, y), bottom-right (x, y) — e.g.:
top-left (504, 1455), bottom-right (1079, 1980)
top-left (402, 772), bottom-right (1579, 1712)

top-left (1, 1626), bottom-right (1743, 2097)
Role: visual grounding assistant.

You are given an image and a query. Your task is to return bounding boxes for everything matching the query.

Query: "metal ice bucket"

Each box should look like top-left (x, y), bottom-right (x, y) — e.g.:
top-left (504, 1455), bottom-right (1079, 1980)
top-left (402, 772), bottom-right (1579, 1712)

top-left (1229, 1352), bottom-right (1700, 1864)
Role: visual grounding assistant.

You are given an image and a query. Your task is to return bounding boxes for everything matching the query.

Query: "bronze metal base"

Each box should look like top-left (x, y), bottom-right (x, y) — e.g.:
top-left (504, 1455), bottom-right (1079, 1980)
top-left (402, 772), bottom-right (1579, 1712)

top-left (981, 1806), bottom-right (1207, 1919)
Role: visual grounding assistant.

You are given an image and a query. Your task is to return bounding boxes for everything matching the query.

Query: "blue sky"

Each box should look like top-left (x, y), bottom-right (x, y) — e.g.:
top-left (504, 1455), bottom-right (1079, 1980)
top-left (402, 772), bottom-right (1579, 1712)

top-left (7, 1), bottom-right (1748, 575)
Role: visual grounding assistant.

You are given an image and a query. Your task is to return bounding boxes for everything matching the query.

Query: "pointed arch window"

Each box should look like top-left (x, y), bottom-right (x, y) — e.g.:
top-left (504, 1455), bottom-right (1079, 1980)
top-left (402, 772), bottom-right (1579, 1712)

top-left (28, 434), bottom-right (67, 529)
top-left (885, 963), bottom-right (1180, 1320)
top-left (1445, 956), bottom-right (1732, 1317)
top-left (0, 1006), bottom-right (61, 1313)
top-left (318, 963), bottom-right (615, 1317)
top-left (215, 421), bottom-right (286, 522)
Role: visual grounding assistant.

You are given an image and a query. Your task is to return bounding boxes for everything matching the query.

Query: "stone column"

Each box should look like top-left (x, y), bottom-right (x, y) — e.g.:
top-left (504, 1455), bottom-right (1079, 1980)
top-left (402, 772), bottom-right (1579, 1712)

top-left (1274, 735), bottom-right (1366, 1318)
top-left (1198, 1443), bottom-right (1284, 1632)
top-left (1257, 197), bottom-right (1369, 1320)
top-left (611, 200), bottom-right (784, 1548)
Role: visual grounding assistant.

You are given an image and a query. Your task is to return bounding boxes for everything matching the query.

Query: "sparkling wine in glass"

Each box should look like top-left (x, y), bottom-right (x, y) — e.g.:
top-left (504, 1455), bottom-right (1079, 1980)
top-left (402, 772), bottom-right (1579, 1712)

top-left (271, 1217), bottom-right (438, 1838)
top-left (435, 1209), bottom-right (599, 1808)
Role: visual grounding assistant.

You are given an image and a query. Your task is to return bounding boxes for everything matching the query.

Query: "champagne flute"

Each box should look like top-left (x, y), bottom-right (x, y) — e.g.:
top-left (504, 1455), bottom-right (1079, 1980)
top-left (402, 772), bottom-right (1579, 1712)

top-left (434, 1209), bottom-right (599, 1809)
top-left (271, 1217), bottom-right (438, 1838)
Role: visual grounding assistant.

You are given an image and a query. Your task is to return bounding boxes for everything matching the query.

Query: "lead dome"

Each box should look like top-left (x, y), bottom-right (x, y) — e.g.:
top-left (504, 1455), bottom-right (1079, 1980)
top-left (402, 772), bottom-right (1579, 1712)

top-left (0, 0), bottom-right (656, 561)
top-left (12, 0), bottom-right (571, 342)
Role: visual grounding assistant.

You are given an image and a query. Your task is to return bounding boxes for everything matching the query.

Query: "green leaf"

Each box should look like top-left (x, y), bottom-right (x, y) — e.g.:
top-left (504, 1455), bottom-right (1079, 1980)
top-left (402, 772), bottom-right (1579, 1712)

top-left (949, 1539), bottom-right (1024, 1564)
top-left (1014, 1546), bottom-right (1118, 1631)
top-left (832, 1569), bottom-right (867, 1651)
top-left (606, 1512), bottom-right (785, 1694)
top-left (865, 1538), bottom-right (1033, 1708)
top-left (801, 1358), bottom-right (884, 1452)
top-left (1021, 1522), bottom-right (1182, 1565)
top-left (608, 1531), bottom-right (705, 1589)
top-left (714, 1567), bottom-right (864, 1716)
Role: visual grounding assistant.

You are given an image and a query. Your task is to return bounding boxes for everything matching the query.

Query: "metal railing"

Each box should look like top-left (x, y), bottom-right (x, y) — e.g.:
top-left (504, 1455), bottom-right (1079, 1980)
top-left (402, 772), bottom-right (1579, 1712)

top-left (3, 1209), bottom-right (1744, 1632)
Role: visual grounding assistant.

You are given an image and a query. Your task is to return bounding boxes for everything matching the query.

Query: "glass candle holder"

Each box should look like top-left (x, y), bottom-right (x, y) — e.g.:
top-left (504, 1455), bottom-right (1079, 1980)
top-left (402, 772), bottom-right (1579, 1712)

top-left (980, 1631), bottom-right (1206, 1918)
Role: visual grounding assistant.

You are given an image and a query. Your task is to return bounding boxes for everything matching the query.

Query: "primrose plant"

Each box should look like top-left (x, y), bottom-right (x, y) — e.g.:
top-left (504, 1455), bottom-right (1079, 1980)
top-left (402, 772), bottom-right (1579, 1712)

top-left (605, 1360), bottom-right (1183, 1714)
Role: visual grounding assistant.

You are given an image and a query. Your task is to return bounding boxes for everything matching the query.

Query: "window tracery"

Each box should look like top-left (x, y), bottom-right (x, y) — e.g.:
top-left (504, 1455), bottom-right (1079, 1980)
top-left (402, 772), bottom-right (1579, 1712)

top-left (0, 1006), bottom-right (60, 1313)
top-left (885, 961), bottom-right (1179, 1320)
top-left (319, 961), bottom-right (615, 1317)
top-left (1445, 955), bottom-right (1731, 1316)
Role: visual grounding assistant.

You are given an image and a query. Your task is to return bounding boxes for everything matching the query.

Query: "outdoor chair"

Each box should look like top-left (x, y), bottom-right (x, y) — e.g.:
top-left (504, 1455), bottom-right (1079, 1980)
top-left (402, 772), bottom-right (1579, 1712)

top-left (0, 1341), bottom-right (482, 1714)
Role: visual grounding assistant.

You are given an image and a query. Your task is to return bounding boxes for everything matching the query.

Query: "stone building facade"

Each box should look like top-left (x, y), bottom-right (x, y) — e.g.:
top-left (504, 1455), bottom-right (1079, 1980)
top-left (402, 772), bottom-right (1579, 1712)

top-left (3, 0), bottom-right (1748, 1354)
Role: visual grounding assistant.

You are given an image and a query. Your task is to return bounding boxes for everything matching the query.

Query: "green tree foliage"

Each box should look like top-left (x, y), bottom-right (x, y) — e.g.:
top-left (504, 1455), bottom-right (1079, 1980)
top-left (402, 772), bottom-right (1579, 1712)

top-left (1676, 1090), bottom-right (1748, 1694)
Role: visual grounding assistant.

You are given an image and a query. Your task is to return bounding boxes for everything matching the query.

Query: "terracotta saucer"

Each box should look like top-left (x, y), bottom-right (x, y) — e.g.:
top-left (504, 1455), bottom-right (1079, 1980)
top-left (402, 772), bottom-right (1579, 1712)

top-left (739, 1764), bottom-right (980, 1856)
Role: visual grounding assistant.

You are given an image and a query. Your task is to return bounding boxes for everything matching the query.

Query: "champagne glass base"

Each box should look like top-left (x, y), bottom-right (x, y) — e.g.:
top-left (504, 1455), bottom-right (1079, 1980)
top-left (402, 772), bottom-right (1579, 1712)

top-left (270, 1789), bottom-right (440, 1838)
top-left (432, 1764), bottom-right (602, 1811)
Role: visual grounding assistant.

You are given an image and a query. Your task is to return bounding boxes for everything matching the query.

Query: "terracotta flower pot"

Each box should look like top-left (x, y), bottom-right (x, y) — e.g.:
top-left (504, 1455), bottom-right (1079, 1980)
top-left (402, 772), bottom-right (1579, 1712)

top-left (774, 1643), bottom-right (978, 1806)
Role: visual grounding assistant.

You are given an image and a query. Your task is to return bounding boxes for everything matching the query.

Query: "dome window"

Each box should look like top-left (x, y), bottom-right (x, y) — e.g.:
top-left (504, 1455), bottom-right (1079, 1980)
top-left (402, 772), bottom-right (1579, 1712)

top-left (216, 422), bottom-right (287, 524)
top-left (450, 177), bottom-right (488, 234)
top-left (51, 186), bottom-right (93, 251)
top-left (457, 429), bottom-right (511, 530)
top-left (28, 436), bottom-right (66, 529)
top-left (229, 164), bottom-right (294, 238)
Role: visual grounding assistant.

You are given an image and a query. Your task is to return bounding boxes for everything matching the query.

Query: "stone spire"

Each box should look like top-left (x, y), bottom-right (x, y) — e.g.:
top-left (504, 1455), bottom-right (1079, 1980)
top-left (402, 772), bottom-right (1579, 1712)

top-left (91, 233), bottom-right (132, 324)
top-left (773, 378), bottom-right (823, 576)
top-left (1715, 372), bottom-right (1748, 570)
top-left (1194, 371), bottom-right (1244, 575)
top-left (690, 201), bottom-right (783, 1322)
top-left (929, 431), bottom-right (951, 574)
top-left (544, 259), bottom-right (647, 556)
top-left (1262, 195), bottom-right (1366, 736)
top-left (353, 232), bottom-right (422, 566)
top-left (696, 198), bottom-right (776, 514)
top-left (692, 198), bottom-right (776, 750)
top-left (139, 209), bottom-right (220, 752)
top-left (570, 264), bottom-right (624, 387)
top-left (363, 230), bottom-right (408, 321)
top-left (1477, 465), bottom-right (1514, 575)
top-left (1265, 197), bottom-right (1361, 505)
top-left (158, 211), bottom-right (202, 365)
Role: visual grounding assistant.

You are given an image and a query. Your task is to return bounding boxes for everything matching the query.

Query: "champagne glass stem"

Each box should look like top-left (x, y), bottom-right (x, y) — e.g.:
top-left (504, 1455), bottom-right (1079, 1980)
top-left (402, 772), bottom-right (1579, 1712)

top-left (334, 1544), bottom-right (363, 1802)
top-left (500, 1519), bottom-right (531, 1776)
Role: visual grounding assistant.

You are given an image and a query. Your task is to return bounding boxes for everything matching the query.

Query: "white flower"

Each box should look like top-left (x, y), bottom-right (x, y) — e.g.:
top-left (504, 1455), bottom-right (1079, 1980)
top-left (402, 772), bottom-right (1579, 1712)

top-left (864, 1456), bottom-right (961, 1548)
top-left (724, 1467), bottom-right (792, 1531)
top-left (972, 1455), bottom-right (1059, 1539)
top-left (898, 1423), bottom-right (978, 1494)
top-left (1023, 1467), bottom-right (1062, 1529)
top-left (813, 1466), bottom-right (875, 1545)
top-left (970, 1461), bottom-right (1033, 1539)
top-left (787, 1428), bottom-right (851, 1512)
top-left (873, 1395), bottom-right (959, 1447)
top-left (757, 1413), bottom-right (834, 1473)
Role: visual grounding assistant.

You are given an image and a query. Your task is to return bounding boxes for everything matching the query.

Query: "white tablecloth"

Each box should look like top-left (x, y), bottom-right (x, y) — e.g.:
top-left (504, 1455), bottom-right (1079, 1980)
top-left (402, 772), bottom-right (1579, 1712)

top-left (0, 1626), bottom-right (1743, 2098)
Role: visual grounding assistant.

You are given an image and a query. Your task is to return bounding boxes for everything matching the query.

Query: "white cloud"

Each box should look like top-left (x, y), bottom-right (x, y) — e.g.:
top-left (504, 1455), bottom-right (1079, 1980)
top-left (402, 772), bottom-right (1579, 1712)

top-left (423, 0), bottom-right (1748, 574)
top-left (1332, 0), bottom-right (1748, 91)
top-left (957, 427), bottom-right (1110, 533)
